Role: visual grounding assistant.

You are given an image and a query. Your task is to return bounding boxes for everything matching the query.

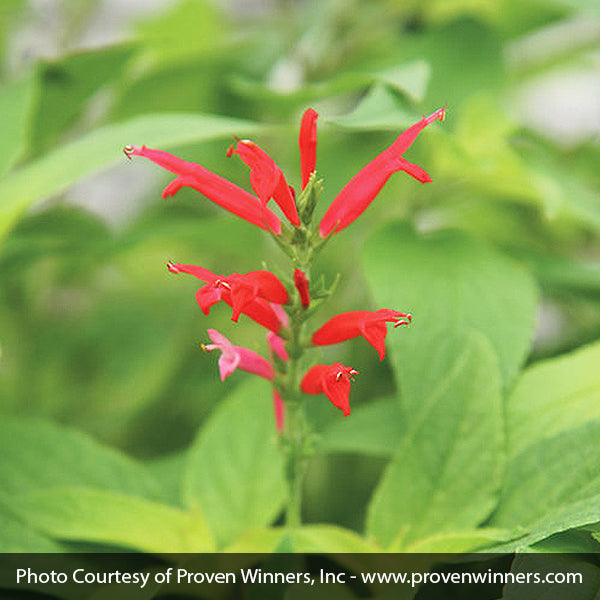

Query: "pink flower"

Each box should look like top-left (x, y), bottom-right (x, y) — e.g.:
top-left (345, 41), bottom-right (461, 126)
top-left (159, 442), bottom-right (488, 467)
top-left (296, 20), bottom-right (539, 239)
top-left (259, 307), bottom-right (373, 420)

top-left (202, 329), bottom-right (274, 381)
top-left (123, 145), bottom-right (281, 233)
top-left (319, 108), bottom-right (446, 236)
top-left (299, 108), bottom-right (318, 189)
top-left (227, 139), bottom-right (300, 226)
top-left (267, 331), bottom-right (289, 361)
top-left (167, 262), bottom-right (288, 332)
top-left (301, 363), bottom-right (359, 417)
top-left (312, 309), bottom-right (411, 361)
top-left (294, 268), bottom-right (310, 308)
top-left (272, 390), bottom-right (285, 434)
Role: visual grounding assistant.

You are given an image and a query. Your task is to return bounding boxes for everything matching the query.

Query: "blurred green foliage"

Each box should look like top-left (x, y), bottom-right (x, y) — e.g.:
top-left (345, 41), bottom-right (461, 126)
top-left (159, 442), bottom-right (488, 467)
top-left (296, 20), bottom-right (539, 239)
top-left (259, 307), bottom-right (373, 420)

top-left (0, 0), bottom-right (599, 564)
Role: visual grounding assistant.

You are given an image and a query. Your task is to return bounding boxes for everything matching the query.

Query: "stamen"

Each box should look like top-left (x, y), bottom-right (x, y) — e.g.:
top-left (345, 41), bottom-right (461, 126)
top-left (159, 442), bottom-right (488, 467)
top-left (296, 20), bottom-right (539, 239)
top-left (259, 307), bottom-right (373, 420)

top-left (166, 261), bottom-right (180, 274)
top-left (123, 145), bottom-right (134, 159)
top-left (214, 279), bottom-right (231, 290)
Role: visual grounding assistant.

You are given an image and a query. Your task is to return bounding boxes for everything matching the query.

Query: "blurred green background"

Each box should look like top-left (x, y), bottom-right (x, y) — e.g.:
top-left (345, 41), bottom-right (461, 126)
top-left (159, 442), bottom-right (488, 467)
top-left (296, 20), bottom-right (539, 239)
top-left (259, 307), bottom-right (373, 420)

top-left (0, 0), bottom-right (599, 556)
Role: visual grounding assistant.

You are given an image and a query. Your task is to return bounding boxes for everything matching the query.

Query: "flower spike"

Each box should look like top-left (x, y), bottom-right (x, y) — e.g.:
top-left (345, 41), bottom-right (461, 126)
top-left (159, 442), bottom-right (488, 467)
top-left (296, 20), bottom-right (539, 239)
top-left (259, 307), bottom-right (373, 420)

top-left (319, 108), bottom-right (445, 236)
top-left (299, 108), bottom-right (318, 189)
top-left (124, 145), bottom-right (282, 234)
top-left (301, 362), bottom-right (358, 416)
top-left (203, 329), bottom-right (274, 381)
top-left (312, 309), bottom-right (411, 360)
top-left (228, 139), bottom-right (300, 226)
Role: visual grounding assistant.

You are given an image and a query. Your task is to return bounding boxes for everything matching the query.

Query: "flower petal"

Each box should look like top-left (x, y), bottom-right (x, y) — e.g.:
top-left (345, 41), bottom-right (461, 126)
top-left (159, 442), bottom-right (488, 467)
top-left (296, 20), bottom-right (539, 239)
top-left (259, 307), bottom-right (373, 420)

top-left (229, 140), bottom-right (300, 226)
top-left (127, 145), bottom-right (282, 233)
top-left (299, 108), bottom-right (318, 189)
top-left (319, 108), bottom-right (444, 236)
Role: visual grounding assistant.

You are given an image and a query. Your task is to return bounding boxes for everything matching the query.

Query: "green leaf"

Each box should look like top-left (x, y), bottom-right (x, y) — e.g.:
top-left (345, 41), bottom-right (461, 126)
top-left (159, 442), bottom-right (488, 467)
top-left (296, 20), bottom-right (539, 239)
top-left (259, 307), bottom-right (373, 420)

top-left (0, 71), bottom-right (37, 176)
top-left (0, 112), bottom-right (262, 243)
top-left (182, 378), bottom-right (286, 548)
top-left (145, 450), bottom-right (188, 507)
top-left (8, 487), bottom-right (214, 553)
top-left (327, 85), bottom-right (419, 132)
top-left (374, 60), bottom-right (431, 103)
top-left (223, 528), bottom-right (284, 553)
top-left (502, 340), bottom-right (600, 461)
top-left (291, 525), bottom-right (382, 553)
top-left (0, 418), bottom-right (160, 500)
top-left (0, 503), bottom-right (62, 552)
top-left (366, 331), bottom-right (504, 549)
top-left (362, 222), bottom-right (538, 392)
top-left (318, 398), bottom-right (405, 456)
top-left (31, 45), bottom-right (136, 154)
top-left (401, 528), bottom-right (512, 553)
top-left (491, 341), bottom-right (600, 540)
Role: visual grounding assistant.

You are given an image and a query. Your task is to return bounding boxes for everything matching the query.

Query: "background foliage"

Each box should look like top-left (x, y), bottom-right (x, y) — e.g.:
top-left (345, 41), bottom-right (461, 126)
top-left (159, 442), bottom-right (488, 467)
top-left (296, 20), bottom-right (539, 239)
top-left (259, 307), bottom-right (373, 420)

top-left (0, 0), bottom-right (600, 572)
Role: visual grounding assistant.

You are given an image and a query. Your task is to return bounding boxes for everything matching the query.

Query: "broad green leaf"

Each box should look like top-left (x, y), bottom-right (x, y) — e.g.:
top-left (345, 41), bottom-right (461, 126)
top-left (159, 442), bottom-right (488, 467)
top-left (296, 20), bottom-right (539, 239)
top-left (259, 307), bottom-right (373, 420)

top-left (183, 378), bottom-right (286, 548)
top-left (327, 85), bottom-right (419, 132)
top-left (319, 398), bottom-right (405, 456)
top-left (0, 418), bottom-right (160, 500)
top-left (503, 340), bottom-right (600, 460)
top-left (491, 341), bottom-right (600, 540)
top-left (362, 222), bottom-right (537, 392)
top-left (145, 451), bottom-right (188, 507)
top-left (31, 45), bottom-right (135, 154)
top-left (229, 61), bottom-right (429, 107)
top-left (490, 493), bottom-right (600, 552)
top-left (8, 487), bottom-right (214, 553)
top-left (529, 530), bottom-right (600, 553)
top-left (401, 528), bottom-right (512, 553)
top-left (224, 528), bottom-right (283, 553)
top-left (367, 330), bottom-right (504, 549)
top-left (0, 503), bottom-right (62, 552)
top-left (0, 71), bottom-right (37, 176)
top-left (0, 112), bottom-right (261, 242)
top-left (291, 525), bottom-right (381, 553)
top-left (374, 60), bottom-right (431, 103)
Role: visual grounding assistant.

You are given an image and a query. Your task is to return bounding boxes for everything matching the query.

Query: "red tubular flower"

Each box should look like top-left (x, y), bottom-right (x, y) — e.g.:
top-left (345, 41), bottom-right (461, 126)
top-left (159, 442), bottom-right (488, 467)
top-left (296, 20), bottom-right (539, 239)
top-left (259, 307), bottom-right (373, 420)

top-left (123, 145), bottom-right (282, 234)
top-left (167, 261), bottom-right (287, 332)
top-left (312, 309), bottom-right (411, 361)
top-left (228, 140), bottom-right (300, 226)
top-left (319, 108), bottom-right (446, 236)
top-left (294, 268), bottom-right (310, 308)
top-left (299, 108), bottom-right (318, 189)
top-left (301, 362), bottom-right (358, 417)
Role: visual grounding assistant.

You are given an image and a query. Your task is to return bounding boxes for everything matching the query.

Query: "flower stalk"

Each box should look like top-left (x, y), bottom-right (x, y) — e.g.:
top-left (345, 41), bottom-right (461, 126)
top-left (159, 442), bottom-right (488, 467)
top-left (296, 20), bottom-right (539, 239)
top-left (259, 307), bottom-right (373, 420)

top-left (125, 106), bottom-right (444, 533)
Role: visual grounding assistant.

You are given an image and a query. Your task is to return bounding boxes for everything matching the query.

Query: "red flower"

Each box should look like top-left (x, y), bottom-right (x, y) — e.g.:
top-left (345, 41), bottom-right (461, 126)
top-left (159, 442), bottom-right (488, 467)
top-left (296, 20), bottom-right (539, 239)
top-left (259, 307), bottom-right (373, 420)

top-left (299, 108), bottom-right (318, 189)
top-left (123, 145), bottom-right (281, 234)
top-left (294, 268), bottom-right (310, 308)
top-left (301, 363), bottom-right (358, 417)
top-left (312, 309), bottom-right (411, 360)
top-left (319, 108), bottom-right (446, 236)
top-left (227, 139), bottom-right (300, 226)
top-left (167, 261), bottom-right (288, 332)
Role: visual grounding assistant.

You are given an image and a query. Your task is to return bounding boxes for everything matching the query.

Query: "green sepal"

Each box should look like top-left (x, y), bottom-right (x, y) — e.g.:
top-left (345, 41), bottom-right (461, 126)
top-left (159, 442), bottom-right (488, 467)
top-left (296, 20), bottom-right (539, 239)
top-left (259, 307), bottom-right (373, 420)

top-left (296, 172), bottom-right (323, 225)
